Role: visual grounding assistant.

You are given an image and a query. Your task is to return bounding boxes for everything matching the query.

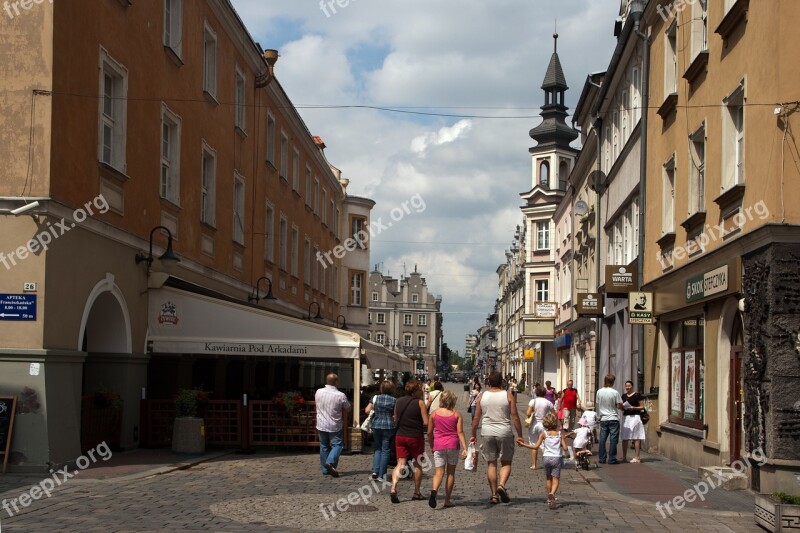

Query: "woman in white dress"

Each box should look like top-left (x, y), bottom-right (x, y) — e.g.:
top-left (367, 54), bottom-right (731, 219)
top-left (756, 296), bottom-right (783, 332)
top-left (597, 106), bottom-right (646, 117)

top-left (621, 380), bottom-right (646, 463)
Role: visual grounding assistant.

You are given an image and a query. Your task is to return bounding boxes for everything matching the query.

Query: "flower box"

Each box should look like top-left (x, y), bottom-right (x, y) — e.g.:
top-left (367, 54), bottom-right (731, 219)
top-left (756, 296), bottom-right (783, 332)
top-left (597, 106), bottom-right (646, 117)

top-left (755, 493), bottom-right (800, 532)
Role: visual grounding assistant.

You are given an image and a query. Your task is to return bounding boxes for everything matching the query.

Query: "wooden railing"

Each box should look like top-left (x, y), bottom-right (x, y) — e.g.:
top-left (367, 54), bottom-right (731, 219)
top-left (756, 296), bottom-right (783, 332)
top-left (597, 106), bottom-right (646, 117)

top-left (81, 395), bottom-right (122, 451)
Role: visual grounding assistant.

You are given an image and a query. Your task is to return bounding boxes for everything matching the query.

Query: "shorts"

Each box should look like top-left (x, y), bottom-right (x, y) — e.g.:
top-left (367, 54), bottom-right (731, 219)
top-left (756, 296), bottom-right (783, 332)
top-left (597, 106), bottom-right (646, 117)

top-left (479, 434), bottom-right (515, 462)
top-left (433, 448), bottom-right (460, 467)
top-left (543, 456), bottom-right (563, 478)
top-left (395, 435), bottom-right (425, 461)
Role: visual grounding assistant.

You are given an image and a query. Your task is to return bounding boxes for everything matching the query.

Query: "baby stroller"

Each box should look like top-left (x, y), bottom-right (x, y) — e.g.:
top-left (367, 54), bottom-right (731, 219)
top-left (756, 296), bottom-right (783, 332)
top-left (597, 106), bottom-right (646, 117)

top-left (572, 415), bottom-right (596, 470)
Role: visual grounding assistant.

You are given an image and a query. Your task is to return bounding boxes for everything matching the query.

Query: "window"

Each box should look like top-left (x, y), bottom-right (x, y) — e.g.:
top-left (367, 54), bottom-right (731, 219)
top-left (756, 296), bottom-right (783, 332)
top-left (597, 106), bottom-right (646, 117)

top-left (335, 209), bottom-right (341, 239)
top-left (290, 226), bottom-right (299, 277)
top-left (322, 189), bottom-right (328, 225)
top-left (418, 314), bottom-right (426, 326)
top-left (632, 197), bottom-right (640, 258)
top-left (417, 335), bottom-right (426, 348)
top-left (371, 292), bottom-right (378, 302)
top-left (279, 131), bottom-right (288, 179)
top-left (539, 160), bottom-right (549, 188)
top-left (279, 216), bottom-right (288, 271)
top-left (535, 280), bottom-right (549, 302)
top-left (412, 294), bottom-right (419, 303)
top-left (404, 334), bottom-right (412, 347)
top-left (613, 218), bottom-right (623, 264)
top-left (632, 67), bottom-right (641, 123)
top-left (723, 82), bottom-right (745, 190)
top-left (163, 0), bottom-right (182, 56)
top-left (202, 23), bottom-right (217, 98)
top-left (99, 49), bottom-right (128, 171)
top-left (314, 178), bottom-right (320, 214)
top-left (329, 199), bottom-right (335, 228)
top-left (266, 113), bottom-right (276, 163)
top-left (376, 312), bottom-right (386, 324)
top-left (688, 124), bottom-right (706, 215)
top-left (621, 91), bottom-right (629, 142)
top-left (305, 166), bottom-right (312, 207)
top-left (313, 245), bottom-right (319, 290)
top-left (536, 221), bottom-right (550, 250)
top-left (291, 149), bottom-right (300, 191)
top-left (304, 238), bottom-right (311, 282)
top-left (662, 156), bottom-right (675, 234)
top-left (622, 208), bottom-right (633, 263)
top-left (351, 216), bottom-right (367, 248)
top-left (333, 266), bottom-right (338, 299)
top-left (404, 314), bottom-right (412, 326)
top-left (668, 316), bottom-right (705, 429)
top-left (233, 173), bottom-right (245, 244)
top-left (160, 105), bottom-right (181, 204)
top-left (665, 21), bottom-right (678, 98)
top-left (604, 127), bottom-right (611, 172)
top-left (612, 110), bottom-right (619, 158)
top-left (376, 333), bottom-right (385, 345)
top-left (691, 0), bottom-right (708, 59)
top-left (264, 203), bottom-right (275, 262)
top-left (234, 68), bottom-right (246, 131)
top-left (350, 271), bottom-right (364, 306)
top-left (200, 144), bottom-right (216, 226)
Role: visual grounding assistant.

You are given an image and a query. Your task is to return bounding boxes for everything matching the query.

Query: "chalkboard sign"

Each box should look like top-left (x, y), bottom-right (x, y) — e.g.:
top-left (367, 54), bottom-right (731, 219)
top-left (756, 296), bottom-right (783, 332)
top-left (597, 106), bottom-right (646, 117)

top-left (0, 396), bottom-right (17, 474)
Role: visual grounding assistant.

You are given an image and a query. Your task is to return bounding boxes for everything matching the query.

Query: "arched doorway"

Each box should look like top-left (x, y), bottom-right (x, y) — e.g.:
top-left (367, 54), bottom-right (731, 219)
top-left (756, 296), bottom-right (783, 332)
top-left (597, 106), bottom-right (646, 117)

top-left (79, 278), bottom-right (132, 451)
top-left (729, 312), bottom-right (744, 463)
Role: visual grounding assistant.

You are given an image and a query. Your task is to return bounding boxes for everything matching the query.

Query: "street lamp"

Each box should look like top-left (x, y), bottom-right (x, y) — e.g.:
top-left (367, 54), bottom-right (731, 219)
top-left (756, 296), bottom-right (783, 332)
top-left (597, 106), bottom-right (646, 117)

top-left (248, 277), bottom-right (277, 303)
top-left (135, 226), bottom-right (180, 267)
top-left (306, 301), bottom-right (322, 321)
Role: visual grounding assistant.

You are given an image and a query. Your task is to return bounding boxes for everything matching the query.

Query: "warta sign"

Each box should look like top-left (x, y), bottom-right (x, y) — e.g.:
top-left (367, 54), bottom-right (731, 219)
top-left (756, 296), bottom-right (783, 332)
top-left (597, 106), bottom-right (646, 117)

top-left (605, 265), bottom-right (638, 294)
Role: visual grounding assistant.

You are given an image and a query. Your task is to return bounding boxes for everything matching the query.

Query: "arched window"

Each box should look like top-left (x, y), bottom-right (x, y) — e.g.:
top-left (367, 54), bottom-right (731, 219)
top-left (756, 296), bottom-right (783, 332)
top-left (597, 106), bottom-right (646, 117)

top-left (539, 160), bottom-right (550, 188)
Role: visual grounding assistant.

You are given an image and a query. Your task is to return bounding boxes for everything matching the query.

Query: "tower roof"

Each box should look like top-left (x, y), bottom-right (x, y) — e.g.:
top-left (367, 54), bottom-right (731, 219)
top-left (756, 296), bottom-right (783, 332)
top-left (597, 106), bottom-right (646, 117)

top-left (542, 34), bottom-right (568, 91)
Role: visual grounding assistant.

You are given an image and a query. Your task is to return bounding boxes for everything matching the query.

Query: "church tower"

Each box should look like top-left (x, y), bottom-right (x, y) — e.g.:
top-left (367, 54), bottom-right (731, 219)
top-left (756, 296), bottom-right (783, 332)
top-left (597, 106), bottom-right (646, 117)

top-left (528, 33), bottom-right (579, 191)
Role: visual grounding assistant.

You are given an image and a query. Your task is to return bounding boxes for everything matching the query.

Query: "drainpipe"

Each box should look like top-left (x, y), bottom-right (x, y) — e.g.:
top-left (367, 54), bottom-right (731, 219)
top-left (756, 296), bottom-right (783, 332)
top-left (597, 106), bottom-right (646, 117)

top-left (632, 4), bottom-right (650, 395)
top-left (593, 115), bottom-right (603, 406)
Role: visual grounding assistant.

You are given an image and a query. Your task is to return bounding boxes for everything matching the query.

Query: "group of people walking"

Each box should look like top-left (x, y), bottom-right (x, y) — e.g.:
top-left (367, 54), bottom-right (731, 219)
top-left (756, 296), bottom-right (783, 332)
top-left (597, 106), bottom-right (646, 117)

top-left (314, 371), bottom-right (648, 511)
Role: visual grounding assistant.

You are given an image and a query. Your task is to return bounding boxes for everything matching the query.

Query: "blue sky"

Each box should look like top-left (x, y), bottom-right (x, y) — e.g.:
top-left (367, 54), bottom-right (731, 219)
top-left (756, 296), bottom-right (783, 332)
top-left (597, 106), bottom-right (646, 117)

top-left (230, 0), bottom-right (621, 353)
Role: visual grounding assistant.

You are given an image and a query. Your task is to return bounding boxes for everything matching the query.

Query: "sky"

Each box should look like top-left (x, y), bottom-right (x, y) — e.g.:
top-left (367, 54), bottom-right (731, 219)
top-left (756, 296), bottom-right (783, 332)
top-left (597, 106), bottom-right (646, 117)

top-left (229, 0), bottom-right (622, 354)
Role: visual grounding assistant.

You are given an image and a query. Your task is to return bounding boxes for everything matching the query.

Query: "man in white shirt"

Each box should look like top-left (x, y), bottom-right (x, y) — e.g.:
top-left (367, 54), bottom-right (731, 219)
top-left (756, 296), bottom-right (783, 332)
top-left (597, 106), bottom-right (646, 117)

top-left (315, 374), bottom-right (351, 477)
top-left (595, 374), bottom-right (623, 464)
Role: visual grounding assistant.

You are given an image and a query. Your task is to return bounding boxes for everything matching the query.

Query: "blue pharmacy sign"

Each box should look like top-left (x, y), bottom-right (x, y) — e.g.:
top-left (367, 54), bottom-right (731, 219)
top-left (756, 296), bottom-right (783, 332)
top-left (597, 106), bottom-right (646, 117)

top-left (0, 294), bottom-right (37, 320)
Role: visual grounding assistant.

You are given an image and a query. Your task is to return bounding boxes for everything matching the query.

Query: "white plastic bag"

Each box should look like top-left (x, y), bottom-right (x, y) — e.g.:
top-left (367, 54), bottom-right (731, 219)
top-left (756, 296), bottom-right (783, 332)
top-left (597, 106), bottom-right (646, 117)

top-left (464, 442), bottom-right (478, 472)
top-left (360, 409), bottom-right (375, 433)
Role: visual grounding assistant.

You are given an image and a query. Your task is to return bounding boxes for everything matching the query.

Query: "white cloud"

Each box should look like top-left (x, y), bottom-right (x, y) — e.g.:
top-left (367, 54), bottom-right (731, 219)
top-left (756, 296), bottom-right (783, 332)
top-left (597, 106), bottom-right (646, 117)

top-left (410, 119), bottom-right (472, 156)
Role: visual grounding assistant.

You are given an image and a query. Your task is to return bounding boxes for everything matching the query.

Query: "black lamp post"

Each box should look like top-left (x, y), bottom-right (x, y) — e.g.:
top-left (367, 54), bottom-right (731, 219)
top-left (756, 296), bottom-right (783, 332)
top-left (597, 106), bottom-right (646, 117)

top-left (335, 315), bottom-right (348, 329)
top-left (135, 226), bottom-right (180, 267)
top-left (307, 301), bottom-right (322, 321)
top-left (248, 277), bottom-right (277, 303)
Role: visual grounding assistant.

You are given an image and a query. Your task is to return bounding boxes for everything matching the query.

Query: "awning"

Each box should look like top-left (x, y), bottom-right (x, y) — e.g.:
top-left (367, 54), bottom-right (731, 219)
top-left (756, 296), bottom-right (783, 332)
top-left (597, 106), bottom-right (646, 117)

top-left (360, 339), bottom-right (410, 373)
top-left (148, 287), bottom-right (360, 359)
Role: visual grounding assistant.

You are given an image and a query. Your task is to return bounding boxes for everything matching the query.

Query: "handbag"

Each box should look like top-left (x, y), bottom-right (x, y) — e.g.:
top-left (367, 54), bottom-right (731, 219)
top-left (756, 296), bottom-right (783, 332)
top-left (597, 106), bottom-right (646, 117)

top-left (640, 409), bottom-right (650, 425)
top-left (360, 396), bottom-right (377, 432)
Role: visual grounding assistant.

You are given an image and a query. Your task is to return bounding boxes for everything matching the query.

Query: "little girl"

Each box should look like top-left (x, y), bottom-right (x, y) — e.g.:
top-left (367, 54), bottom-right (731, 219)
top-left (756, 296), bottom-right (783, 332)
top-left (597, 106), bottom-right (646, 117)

top-left (518, 411), bottom-right (568, 509)
top-left (427, 390), bottom-right (467, 509)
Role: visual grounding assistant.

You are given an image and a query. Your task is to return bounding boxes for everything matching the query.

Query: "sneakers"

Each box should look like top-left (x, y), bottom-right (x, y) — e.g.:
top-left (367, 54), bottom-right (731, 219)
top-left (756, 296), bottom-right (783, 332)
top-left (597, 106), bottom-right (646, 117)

top-left (630, 457), bottom-right (641, 463)
top-left (371, 472), bottom-right (379, 480)
top-left (547, 493), bottom-right (557, 510)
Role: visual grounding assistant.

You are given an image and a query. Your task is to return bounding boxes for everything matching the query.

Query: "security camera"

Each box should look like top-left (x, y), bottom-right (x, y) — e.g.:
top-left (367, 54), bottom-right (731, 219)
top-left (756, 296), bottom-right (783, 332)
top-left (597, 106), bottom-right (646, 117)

top-left (11, 201), bottom-right (39, 216)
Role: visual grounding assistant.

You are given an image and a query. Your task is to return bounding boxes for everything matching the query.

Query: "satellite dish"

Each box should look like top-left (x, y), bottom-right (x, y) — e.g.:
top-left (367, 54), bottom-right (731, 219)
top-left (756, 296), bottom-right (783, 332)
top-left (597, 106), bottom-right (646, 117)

top-left (575, 200), bottom-right (589, 216)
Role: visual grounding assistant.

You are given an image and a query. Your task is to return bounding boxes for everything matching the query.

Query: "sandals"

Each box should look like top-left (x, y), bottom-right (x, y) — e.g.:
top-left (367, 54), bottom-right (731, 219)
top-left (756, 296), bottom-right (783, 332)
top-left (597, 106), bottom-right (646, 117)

top-left (547, 493), bottom-right (557, 510)
top-left (411, 493), bottom-right (424, 501)
top-left (390, 491), bottom-right (400, 504)
top-left (428, 490), bottom-right (437, 508)
top-left (489, 495), bottom-right (499, 505)
top-left (497, 486), bottom-right (510, 503)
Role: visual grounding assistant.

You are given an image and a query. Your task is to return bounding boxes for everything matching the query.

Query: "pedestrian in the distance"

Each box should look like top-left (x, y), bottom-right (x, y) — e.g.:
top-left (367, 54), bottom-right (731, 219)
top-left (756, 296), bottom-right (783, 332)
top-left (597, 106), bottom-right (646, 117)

top-left (365, 380), bottom-right (397, 481)
top-left (517, 411), bottom-right (568, 509)
top-left (390, 380), bottom-right (429, 503)
top-left (315, 373), bottom-right (351, 477)
top-left (544, 380), bottom-right (556, 404)
top-left (560, 380), bottom-right (582, 431)
top-left (427, 390), bottom-right (467, 508)
top-left (595, 374), bottom-right (623, 464)
top-left (427, 380), bottom-right (444, 414)
top-left (468, 383), bottom-right (481, 419)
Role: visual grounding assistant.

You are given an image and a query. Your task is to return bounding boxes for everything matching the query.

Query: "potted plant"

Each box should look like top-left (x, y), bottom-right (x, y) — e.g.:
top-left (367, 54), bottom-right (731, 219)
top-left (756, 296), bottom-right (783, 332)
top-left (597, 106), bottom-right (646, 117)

top-left (755, 492), bottom-right (800, 532)
top-left (172, 389), bottom-right (208, 454)
top-left (276, 391), bottom-right (305, 415)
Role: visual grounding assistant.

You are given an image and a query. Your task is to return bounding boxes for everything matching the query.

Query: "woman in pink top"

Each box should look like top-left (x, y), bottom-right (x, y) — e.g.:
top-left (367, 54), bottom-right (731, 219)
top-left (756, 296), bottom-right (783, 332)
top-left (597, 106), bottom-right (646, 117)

top-left (427, 390), bottom-right (467, 508)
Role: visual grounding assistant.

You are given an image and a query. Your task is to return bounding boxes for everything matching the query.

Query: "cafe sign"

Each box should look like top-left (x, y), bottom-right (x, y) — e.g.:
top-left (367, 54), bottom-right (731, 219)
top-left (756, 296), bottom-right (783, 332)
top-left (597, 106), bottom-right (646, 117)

top-left (535, 302), bottom-right (557, 318)
top-left (686, 265), bottom-right (728, 303)
top-left (576, 293), bottom-right (603, 316)
top-left (605, 265), bottom-right (637, 294)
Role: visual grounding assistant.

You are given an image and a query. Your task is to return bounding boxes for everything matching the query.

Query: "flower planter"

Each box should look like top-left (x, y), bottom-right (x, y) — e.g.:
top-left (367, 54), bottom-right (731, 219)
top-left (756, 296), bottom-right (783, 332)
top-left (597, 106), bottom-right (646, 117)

top-left (755, 493), bottom-right (800, 532)
top-left (172, 417), bottom-right (205, 454)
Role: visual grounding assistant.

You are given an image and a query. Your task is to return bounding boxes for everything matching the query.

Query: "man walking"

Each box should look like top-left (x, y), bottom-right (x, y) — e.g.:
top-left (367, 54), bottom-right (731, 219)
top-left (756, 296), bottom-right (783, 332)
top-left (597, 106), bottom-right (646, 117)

top-left (470, 371), bottom-right (525, 504)
top-left (561, 380), bottom-right (582, 431)
top-left (595, 374), bottom-right (623, 464)
top-left (315, 373), bottom-right (351, 477)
